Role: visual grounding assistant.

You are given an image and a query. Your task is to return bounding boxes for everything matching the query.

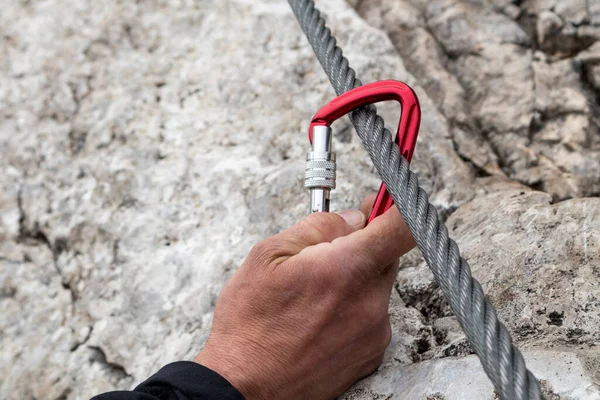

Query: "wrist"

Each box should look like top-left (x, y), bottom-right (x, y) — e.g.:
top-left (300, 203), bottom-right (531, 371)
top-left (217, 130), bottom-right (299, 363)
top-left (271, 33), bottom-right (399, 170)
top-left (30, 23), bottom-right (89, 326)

top-left (194, 337), bottom-right (275, 400)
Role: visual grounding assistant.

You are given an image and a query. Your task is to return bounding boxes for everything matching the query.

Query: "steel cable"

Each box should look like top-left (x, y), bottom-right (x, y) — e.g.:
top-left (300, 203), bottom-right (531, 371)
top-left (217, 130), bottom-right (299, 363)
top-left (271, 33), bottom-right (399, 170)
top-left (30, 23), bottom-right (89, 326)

top-left (286, 0), bottom-right (543, 398)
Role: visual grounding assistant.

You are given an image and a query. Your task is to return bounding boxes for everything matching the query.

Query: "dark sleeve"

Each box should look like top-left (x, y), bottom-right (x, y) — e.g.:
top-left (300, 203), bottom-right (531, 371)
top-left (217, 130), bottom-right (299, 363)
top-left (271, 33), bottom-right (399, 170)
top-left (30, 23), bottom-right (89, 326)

top-left (91, 361), bottom-right (245, 400)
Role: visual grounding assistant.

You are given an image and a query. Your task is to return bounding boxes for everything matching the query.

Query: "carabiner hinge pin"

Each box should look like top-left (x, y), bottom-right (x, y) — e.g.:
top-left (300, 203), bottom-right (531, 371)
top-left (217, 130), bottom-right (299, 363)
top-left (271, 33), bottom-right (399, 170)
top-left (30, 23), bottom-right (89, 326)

top-left (305, 125), bottom-right (336, 213)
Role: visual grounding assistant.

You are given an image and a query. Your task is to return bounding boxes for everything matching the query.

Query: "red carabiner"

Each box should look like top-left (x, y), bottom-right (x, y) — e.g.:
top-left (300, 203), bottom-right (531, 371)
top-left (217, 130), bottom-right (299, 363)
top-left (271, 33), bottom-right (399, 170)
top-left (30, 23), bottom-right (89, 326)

top-left (309, 80), bottom-right (421, 224)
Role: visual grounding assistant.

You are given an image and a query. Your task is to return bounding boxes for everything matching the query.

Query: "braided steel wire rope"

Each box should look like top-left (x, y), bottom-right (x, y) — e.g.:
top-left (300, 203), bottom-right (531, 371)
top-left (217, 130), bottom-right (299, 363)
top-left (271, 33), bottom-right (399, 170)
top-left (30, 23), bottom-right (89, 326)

top-left (287, 1), bottom-right (543, 398)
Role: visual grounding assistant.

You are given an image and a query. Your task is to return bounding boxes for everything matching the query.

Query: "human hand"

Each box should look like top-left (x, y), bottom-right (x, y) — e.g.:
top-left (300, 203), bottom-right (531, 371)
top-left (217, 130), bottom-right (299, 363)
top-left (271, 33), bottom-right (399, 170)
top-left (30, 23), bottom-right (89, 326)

top-left (194, 195), bottom-right (416, 400)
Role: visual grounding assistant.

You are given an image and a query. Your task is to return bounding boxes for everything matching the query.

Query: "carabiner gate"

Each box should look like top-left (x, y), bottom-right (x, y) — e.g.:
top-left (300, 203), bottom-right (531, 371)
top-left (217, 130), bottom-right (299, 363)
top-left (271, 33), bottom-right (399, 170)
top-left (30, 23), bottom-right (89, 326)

top-left (304, 80), bottom-right (421, 224)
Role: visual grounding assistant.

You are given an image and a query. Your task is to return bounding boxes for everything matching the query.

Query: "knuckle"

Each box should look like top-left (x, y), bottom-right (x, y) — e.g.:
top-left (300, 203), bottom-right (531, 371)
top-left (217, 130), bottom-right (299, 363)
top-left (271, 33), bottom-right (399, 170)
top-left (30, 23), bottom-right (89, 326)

top-left (247, 238), bottom-right (285, 267)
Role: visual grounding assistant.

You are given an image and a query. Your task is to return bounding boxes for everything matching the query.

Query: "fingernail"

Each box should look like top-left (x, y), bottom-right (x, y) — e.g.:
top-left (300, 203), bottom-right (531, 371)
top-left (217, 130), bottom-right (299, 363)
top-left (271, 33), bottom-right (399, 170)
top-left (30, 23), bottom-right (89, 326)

top-left (338, 209), bottom-right (365, 229)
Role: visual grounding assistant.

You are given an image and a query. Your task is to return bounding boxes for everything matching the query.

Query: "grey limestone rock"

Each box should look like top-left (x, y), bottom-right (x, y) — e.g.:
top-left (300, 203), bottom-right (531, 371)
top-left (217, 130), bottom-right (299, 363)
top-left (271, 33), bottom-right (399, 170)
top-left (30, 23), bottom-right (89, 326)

top-left (1, 0), bottom-right (599, 399)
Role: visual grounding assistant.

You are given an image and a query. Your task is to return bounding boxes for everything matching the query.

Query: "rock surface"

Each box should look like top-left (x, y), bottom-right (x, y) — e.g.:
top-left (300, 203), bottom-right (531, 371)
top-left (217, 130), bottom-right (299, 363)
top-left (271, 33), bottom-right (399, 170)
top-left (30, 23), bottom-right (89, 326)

top-left (0, 0), bottom-right (598, 399)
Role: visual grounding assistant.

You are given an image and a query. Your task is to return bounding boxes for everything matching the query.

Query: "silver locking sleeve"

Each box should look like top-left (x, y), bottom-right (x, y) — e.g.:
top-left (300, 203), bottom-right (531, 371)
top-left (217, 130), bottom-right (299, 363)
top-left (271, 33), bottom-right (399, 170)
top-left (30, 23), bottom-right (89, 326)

top-left (305, 125), bottom-right (336, 213)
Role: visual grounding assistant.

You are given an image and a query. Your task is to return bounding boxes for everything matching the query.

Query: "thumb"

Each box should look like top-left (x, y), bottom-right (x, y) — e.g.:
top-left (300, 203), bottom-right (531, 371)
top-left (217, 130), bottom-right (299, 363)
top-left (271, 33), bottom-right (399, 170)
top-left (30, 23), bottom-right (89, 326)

top-left (275, 210), bottom-right (366, 253)
top-left (333, 206), bottom-right (415, 277)
top-left (244, 210), bottom-right (366, 271)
